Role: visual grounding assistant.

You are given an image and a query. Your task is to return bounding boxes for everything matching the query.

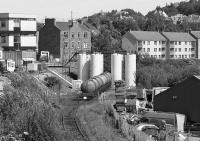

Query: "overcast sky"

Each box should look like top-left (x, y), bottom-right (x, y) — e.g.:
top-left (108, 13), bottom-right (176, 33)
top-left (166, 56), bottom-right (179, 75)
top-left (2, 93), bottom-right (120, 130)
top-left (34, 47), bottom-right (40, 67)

top-left (0, 0), bottom-right (185, 21)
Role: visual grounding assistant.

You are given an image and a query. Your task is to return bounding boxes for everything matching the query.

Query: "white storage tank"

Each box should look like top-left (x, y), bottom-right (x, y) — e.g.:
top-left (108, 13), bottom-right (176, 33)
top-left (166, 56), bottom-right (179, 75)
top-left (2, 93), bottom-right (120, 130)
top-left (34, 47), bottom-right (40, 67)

top-left (125, 53), bottom-right (136, 87)
top-left (90, 53), bottom-right (103, 77)
top-left (111, 53), bottom-right (123, 86)
top-left (78, 53), bottom-right (90, 81)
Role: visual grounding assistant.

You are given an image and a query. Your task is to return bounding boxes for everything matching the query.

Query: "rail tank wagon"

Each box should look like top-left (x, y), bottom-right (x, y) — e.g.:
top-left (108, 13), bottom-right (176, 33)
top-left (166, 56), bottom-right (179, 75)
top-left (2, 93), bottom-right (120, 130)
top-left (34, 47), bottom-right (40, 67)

top-left (81, 72), bottom-right (111, 93)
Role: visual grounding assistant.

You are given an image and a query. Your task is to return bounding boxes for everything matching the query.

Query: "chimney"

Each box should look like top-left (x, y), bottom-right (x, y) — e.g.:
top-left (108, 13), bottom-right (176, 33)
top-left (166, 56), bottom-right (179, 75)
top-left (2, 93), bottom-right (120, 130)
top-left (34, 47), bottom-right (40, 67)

top-left (45, 18), bottom-right (56, 26)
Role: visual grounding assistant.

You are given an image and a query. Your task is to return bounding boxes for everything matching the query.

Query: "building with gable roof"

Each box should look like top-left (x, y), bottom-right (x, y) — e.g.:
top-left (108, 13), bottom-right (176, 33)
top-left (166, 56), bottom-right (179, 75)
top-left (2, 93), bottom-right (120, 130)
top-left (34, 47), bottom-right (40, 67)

top-left (122, 31), bottom-right (167, 59)
top-left (190, 31), bottom-right (200, 59)
top-left (38, 18), bottom-right (91, 62)
top-left (154, 75), bottom-right (200, 123)
top-left (161, 32), bottom-right (196, 59)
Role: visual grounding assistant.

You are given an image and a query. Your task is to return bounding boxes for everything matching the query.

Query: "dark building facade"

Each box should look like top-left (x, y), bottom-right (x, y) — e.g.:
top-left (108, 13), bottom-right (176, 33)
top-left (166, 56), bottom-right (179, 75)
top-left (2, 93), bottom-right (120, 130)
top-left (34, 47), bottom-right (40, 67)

top-left (154, 76), bottom-right (200, 123)
top-left (38, 18), bottom-right (91, 62)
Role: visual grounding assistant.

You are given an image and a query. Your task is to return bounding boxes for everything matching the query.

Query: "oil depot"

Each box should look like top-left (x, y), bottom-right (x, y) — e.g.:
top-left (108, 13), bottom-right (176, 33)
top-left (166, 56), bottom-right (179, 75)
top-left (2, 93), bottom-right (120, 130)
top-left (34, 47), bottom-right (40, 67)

top-left (75, 52), bottom-right (136, 94)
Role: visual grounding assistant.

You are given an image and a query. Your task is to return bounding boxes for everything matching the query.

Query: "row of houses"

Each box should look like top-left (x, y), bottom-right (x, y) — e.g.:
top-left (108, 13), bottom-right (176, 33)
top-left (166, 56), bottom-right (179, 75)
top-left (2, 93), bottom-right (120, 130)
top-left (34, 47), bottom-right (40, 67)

top-left (122, 31), bottom-right (200, 59)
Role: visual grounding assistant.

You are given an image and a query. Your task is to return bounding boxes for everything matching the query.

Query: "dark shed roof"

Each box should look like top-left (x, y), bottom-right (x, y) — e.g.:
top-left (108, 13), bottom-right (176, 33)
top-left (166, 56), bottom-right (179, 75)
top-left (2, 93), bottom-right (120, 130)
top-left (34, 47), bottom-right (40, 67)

top-left (126, 31), bottom-right (167, 41)
top-left (154, 75), bottom-right (200, 123)
top-left (162, 32), bottom-right (196, 41)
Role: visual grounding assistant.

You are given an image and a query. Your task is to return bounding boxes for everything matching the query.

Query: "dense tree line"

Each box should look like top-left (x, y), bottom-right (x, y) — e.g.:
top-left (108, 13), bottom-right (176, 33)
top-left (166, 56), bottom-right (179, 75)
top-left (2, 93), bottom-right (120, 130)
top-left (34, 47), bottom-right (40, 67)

top-left (136, 56), bottom-right (200, 89)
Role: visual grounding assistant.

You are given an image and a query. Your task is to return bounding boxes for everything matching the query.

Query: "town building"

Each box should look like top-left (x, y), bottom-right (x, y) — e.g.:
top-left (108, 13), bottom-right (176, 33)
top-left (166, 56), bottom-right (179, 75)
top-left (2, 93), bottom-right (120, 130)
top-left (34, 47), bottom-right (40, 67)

top-left (0, 13), bottom-right (37, 64)
top-left (189, 31), bottom-right (200, 59)
top-left (154, 75), bottom-right (200, 123)
top-left (161, 32), bottom-right (196, 59)
top-left (122, 31), bottom-right (167, 59)
top-left (38, 18), bottom-right (91, 63)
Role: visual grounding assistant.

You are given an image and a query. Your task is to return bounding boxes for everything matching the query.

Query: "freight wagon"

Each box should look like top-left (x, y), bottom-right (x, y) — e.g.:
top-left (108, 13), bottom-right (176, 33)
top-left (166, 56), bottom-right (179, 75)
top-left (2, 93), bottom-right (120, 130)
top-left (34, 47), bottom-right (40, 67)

top-left (81, 72), bottom-right (112, 96)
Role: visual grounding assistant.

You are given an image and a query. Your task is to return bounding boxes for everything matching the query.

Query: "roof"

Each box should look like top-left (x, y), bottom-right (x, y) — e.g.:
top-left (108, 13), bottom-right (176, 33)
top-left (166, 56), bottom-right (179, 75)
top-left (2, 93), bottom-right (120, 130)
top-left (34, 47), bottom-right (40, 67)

top-left (125, 31), bottom-right (167, 41)
top-left (162, 32), bottom-right (196, 41)
top-left (55, 21), bottom-right (90, 31)
top-left (190, 31), bottom-right (200, 39)
top-left (55, 22), bottom-right (69, 31)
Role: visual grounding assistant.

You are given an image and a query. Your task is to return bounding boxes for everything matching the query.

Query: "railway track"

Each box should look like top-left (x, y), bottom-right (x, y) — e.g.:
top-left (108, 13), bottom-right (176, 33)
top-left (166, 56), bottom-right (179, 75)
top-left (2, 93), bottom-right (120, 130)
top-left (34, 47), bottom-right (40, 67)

top-left (60, 94), bottom-right (89, 141)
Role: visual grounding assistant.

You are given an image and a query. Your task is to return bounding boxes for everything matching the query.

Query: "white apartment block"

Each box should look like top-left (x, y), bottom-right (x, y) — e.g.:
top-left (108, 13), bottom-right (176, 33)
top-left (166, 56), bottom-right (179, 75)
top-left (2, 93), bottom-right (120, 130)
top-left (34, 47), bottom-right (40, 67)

top-left (0, 13), bottom-right (37, 50)
top-left (162, 32), bottom-right (196, 59)
top-left (122, 31), bottom-right (197, 60)
top-left (0, 13), bottom-right (37, 62)
top-left (122, 31), bottom-right (167, 59)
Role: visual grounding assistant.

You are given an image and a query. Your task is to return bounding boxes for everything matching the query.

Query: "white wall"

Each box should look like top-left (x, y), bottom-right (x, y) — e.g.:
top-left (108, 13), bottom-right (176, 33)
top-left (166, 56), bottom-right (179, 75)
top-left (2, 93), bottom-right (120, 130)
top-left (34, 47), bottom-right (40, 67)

top-left (9, 36), bottom-right (14, 46)
top-left (20, 20), bottom-right (36, 31)
top-left (140, 41), bottom-right (166, 59)
top-left (21, 36), bottom-right (36, 46)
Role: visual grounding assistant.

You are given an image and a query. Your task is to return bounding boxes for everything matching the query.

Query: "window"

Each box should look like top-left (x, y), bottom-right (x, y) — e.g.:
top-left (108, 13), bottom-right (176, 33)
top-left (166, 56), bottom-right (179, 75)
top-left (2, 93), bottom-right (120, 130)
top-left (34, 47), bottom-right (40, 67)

top-left (143, 48), bottom-right (145, 52)
top-left (185, 55), bottom-right (187, 58)
top-left (175, 48), bottom-right (177, 52)
top-left (170, 41), bottom-right (174, 45)
top-left (159, 48), bottom-right (161, 51)
top-left (189, 54), bottom-right (191, 58)
top-left (154, 48), bottom-right (157, 52)
top-left (175, 55), bottom-right (177, 58)
top-left (78, 32), bottom-right (81, 38)
top-left (162, 41), bottom-right (166, 45)
top-left (71, 32), bottom-right (74, 38)
top-left (147, 41), bottom-right (150, 45)
top-left (179, 48), bottom-right (181, 52)
top-left (64, 42), bottom-right (68, 48)
top-left (71, 42), bottom-right (74, 48)
top-left (1, 36), bottom-right (6, 43)
top-left (84, 32), bottom-right (88, 38)
top-left (143, 41), bottom-right (145, 45)
top-left (185, 48), bottom-right (187, 52)
top-left (147, 48), bottom-right (150, 52)
top-left (189, 48), bottom-right (191, 51)
top-left (83, 42), bottom-right (87, 48)
top-left (159, 41), bottom-right (161, 45)
top-left (159, 55), bottom-right (161, 58)
top-left (189, 42), bottom-right (191, 45)
top-left (179, 42), bottom-right (181, 45)
top-left (151, 55), bottom-right (153, 58)
top-left (138, 41), bottom-right (142, 46)
top-left (182, 55), bottom-right (184, 58)
top-left (64, 32), bottom-right (68, 38)
top-left (154, 41), bottom-right (157, 45)
top-left (179, 55), bottom-right (181, 58)
top-left (77, 42), bottom-right (80, 48)
top-left (185, 42), bottom-right (187, 45)
top-left (14, 36), bottom-right (20, 43)
top-left (175, 42), bottom-right (177, 45)
top-left (154, 55), bottom-right (157, 58)
top-left (1, 21), bottom-right (6, 28)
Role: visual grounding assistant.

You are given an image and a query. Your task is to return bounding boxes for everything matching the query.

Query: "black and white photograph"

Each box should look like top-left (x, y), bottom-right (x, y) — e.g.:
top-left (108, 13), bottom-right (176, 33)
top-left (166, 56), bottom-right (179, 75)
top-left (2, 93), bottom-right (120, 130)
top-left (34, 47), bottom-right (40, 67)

top-left (0, 0), bottom-right (200, 140)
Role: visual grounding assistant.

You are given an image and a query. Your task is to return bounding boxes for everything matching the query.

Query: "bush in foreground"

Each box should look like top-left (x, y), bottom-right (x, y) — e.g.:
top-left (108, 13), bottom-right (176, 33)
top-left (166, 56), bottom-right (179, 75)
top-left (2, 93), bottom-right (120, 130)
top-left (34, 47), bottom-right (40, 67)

top-left (0, 72), bottom-right (64, 141)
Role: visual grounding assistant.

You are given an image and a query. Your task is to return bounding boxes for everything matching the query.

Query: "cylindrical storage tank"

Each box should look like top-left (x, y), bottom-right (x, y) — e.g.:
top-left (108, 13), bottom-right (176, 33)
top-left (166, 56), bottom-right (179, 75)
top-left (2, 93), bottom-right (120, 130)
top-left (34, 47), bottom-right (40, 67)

top-left (125, 53), bottom-right (136, 87)
top-left (81, 72), bottom-right (111, 93)
top-left (90, 53), bottom-right (104, 78)
top-left (111, 53), bottom-right (123, 86)
top-left (78, 53), bottom-right (90, 81)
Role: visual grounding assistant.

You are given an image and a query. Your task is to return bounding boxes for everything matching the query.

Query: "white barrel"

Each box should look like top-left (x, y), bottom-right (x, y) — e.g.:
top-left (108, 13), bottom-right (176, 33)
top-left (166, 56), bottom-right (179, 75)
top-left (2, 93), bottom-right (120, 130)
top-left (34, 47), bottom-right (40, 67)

top-left (111, 53), bottom-right (123, 86)
top-left (78, 53), bottom-right (90, 81)
top-left (125, 53), bottom-right (136, 87)
top-left (90, 53), bottom-right (104, 77)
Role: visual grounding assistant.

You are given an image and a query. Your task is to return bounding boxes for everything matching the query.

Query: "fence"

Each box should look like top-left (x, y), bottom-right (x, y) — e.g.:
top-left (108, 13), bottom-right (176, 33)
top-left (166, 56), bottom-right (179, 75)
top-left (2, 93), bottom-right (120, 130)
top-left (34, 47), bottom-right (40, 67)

top-left (99, 93), bottom-right (152, 141)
